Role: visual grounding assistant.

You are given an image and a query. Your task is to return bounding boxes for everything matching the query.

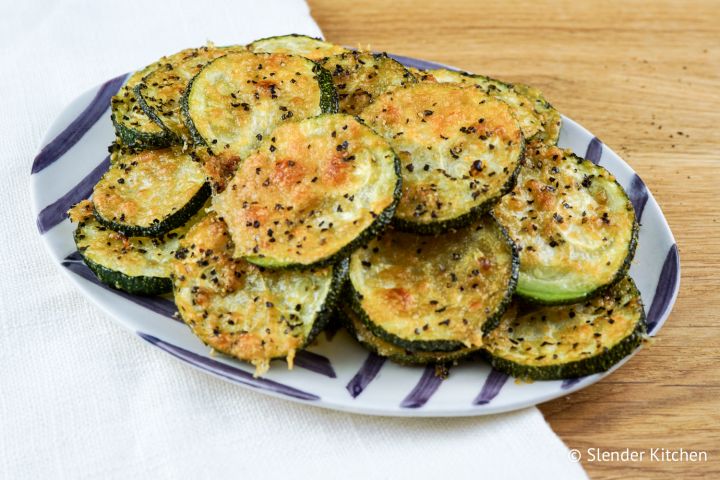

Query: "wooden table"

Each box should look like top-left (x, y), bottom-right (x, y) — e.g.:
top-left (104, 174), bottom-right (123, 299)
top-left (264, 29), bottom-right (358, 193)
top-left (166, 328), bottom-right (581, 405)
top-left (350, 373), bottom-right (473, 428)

top-left (309, 0), bottom-right (720, 477)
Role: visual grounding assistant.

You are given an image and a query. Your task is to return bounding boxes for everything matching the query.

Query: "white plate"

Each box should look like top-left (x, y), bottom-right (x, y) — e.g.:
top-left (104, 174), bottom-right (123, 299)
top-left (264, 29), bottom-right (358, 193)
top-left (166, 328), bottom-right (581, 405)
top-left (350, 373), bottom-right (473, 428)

top-left (30, 55), bottom-right (680, 417)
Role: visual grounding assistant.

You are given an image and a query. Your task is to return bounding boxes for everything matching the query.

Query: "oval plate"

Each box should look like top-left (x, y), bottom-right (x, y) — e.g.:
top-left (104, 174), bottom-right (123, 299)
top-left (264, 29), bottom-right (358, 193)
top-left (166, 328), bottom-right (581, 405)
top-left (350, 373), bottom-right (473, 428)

top-left (30, 55), bottom-right (680, 417)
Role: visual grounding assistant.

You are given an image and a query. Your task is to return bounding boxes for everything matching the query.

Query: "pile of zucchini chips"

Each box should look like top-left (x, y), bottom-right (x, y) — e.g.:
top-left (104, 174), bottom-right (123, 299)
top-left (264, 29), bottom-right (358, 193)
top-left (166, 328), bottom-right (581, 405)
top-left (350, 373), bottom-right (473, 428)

top-left (69, 35), bottom-right (645, 379)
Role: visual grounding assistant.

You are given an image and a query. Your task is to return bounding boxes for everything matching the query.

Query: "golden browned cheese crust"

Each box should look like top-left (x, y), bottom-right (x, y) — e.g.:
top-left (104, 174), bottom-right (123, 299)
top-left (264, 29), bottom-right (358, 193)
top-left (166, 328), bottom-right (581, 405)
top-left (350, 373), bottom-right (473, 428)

top-left (493, 143), bottom-right (636, 300)
top-left (511, 83), bottom-right (561, 145)
top-left (485, 277), bottom-right (643, 367)
top-left (212, 114), bottom-right (399, 267)
top-left (321, 51), bottom-right (415, 115)
top-left (172, 215), bottom-right (335, 376)
top-left (93, 148), bottom-right (206, 228)
top-left (75, 210), bottom-right (203, 278)
top-left (422, 68), bottom-right (545, 141)
top-left (67, 199), bottom-right (94, 223)
top-left (349, 216), bottom-right (516, 347)
top-left (186, 51), bottom-right (324, 158)
top-left (360, 83), bottom-right (523, 227)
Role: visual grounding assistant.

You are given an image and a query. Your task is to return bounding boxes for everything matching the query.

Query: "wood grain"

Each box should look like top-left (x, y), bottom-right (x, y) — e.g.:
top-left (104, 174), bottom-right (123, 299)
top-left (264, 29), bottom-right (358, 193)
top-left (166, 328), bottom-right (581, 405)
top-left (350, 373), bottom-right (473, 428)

top-left (308, 0), bottom-right (720, 477)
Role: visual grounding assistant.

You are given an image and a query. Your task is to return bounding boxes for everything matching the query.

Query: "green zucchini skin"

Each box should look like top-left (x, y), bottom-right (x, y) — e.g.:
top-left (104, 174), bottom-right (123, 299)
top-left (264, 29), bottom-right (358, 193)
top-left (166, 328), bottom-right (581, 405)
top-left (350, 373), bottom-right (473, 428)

top-left (134, 46), bottom-right (249, 144)
top-left (518, 217), bottom-right (638, 307)
top-left (306, 258), bottom-right (349, 345)
top-left (348, 290), bottom-right (465, 352)
top-left (111, 65), bottom-right (177, 150)
top-left (93, 147), bottom-right (211, 238)
top-left (180, 72), bottom-right (209, 147)
top-left (111, 113), bottom-right (176, 150)
top-left (94, 182), bottom-right (210, 238)
top-left (347, 216), bottom-right (519, 353)
top-left (483, 326), bottom-right (644, 380)
top-left (77, 247), bottom-right (171, 295)
top-left (313, 62), bottom-right (340, 115)
top-left (340, 302), bottom-right (478, 365)
top-left (392, 141), bottom-right (524, 236)
top-left (133, 83), bottom-right (179, 137)
top-left (71, 205), bottom-right (206, 295)
top-left (483, 276), bottom-right (646, 380)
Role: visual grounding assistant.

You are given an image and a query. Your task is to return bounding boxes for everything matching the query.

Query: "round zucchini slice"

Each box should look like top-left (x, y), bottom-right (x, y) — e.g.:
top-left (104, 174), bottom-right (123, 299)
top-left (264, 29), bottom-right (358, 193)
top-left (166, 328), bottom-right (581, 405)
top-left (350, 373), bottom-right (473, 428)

top-left (182, 51), bottom-right (338, 158)
top-left (320, 51), bottom-right (416, 115)
top-left (493, 143), bottom-right (638, 304)
top-left (360, 82), bottom-right (524, 234)
top-left (93, 147), bottom-right (210, 237)
top-left (340, 303), bottom-right (479, 365)
top-left (513, 83), bottom-right (562, 145)
top-left (248, 34), bottom-right (348, 60)
top-left (135, 45), bottom-right (246, 144)
top-left (423, 68), bottom-right (559, 143)
top-left (111, 64), bottom-right (175, 150)
top-left (483, 276), bottom-right (646, 380)
top-left (172, 214), bottom-right (347, 376)
top-left (70, 200), bottom-right (205, 295)
top-left (212, 114), bottom-right (401, 268)
top-left (348, 215), bottom-right (519, 352)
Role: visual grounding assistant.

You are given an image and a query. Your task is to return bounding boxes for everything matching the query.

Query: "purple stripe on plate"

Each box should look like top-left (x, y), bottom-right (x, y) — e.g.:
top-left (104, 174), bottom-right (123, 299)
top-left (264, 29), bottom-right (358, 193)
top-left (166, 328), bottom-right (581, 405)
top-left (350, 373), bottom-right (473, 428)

top-left (292, 351), bottom-right (336, 379)
top-left (31, 74), bottom-right (126, 174)
top-left (473, 369), bottom-right (509, 405)
top-left (646, 243), bottom-right (679, 333)
top-left (561, 378), bottom-right (583, 389)
top-left (400, 365), bottom-right (443, 408)
top-left (64, 253), bottom-right (337, 377)
top-left (138, 333), bottom-right (319, 401)
top-left (37, 155), bottom-right (110, 233)
top-left (628, 174), bottom-right (649, 223)
top-left (389, 54), bottom-right (455, 72)
top-left (346, 353), bottom-right (386, 398)
top-left (585, 137), bottom-right (603, 165)
top-left (62, 254), bottom-right (178, 318)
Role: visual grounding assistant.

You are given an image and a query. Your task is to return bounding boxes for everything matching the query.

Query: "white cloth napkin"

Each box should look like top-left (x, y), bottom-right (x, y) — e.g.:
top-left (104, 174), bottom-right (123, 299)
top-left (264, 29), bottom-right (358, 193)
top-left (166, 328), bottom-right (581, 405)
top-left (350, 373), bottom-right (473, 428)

top-left (0, 0), bottom-right (587, 478)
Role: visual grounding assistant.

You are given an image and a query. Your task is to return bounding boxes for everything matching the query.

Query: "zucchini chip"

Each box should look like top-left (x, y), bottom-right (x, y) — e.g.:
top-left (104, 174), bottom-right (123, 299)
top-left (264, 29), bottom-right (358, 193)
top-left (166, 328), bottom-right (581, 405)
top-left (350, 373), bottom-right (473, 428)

top-left (70, 200), bottom-right (204, 295)
top-left (348, 216), bottom-right (518, 352)
top-left (320, 51), bottom-right (416, 115)
top-left (182, 51), bottom-right (338, 159)
top-left (212, 114), bottom-right (401, 268)
top-left (93, 148), bottom-right (210, 237)
top-left (340, 303), bottom-right (480, 366)
top-left (484, 276), bottom-right (646, 380)
top-left (493, 143), bottom-right (637, 304)
top-left (111, 64), bottom-right (175, 150)
top-left (513, 83), bottom-right (562, 145)
top-left (248, 34), bottom-right (348, 60)
top-left (172, 214), bottom-right (346, 376)
top-left (423, 68), bottom-right (560, 144)
top-left (135, 45), bottom-right (246, 143)
top-left (360, 83), bottom-right (524, 234)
